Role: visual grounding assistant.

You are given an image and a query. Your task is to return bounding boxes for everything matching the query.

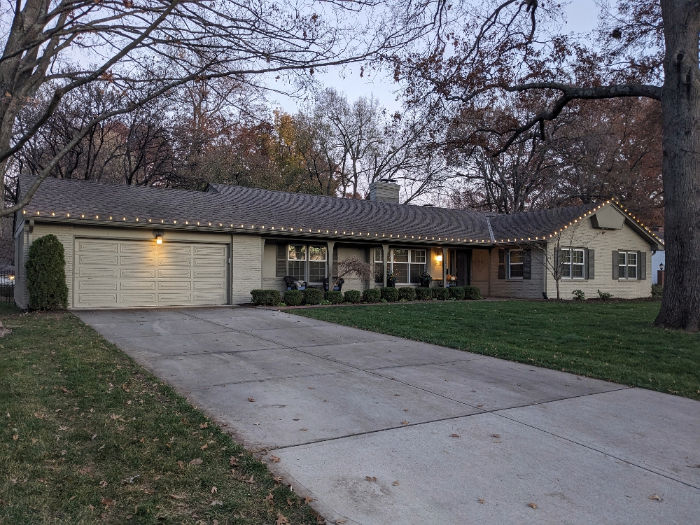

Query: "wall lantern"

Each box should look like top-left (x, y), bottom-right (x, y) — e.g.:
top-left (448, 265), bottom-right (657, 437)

top-left (659, 263), bottom-right (664, 271)
top-left (436, 254), bottom-right (443, 263)
top-left (154, 231), bottom-right (163, 244)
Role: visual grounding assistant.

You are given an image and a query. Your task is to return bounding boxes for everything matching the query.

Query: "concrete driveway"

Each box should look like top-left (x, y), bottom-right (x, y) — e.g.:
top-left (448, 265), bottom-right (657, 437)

top-left (76, 307), bottom-right (700, 525)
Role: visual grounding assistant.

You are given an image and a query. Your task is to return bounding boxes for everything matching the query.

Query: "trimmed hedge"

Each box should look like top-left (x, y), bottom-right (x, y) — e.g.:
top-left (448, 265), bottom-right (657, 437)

top-left (26, 234), bottom-right (68, 310)
top-left (416, 287), bottom-right (433, 301)
top-left (448, 286), bottom-right (466, 300)
top-left (325, 290), bottom-right (343, 304)
top-left (363, 288), bottom-right (381, 303)
top-left (284, 290), bottom-right (303, 306)
top-left (344, 290), bottom-right (361, 303)
top-left (381, 287), bottom-right (399, 302)
top-left (398, 287), bottom-right (416, 301)
top-left (464, 286), bottom-right (482, 300)
top-left (303, 288), bottom-right (324, 305)
top-left (433, 287), bottom-right (450, 300)
top-left (250, 289), bottom-right (281, 306)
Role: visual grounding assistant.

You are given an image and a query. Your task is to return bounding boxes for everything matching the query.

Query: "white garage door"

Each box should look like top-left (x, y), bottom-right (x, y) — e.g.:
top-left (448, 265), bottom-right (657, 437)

top-left (74, 238), bottom-right (228, 308)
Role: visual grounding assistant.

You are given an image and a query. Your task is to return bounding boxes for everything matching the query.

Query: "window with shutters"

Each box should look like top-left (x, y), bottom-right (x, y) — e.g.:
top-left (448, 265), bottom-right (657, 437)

top-left (286, 244), bottom-right (327, 283)
top-left (377, 248), bottom-right (426, 284)
top-left (618, 251), bottom-right (637, 279)
top-left (508, 250), bottom-right (524, 279)
top-left (561, 248), bottom-right (585, 279)
top-left (374, 247), bottom-right (384, 283)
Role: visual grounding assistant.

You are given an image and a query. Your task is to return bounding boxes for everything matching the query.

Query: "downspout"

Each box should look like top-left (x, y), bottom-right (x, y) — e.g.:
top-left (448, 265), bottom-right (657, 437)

top-left (486, 218), bottom-right (495, 297)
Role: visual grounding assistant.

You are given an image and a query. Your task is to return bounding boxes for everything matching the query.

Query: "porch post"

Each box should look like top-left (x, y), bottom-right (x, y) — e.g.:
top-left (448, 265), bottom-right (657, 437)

top-left (326, 240), bottom-right (335, 288)
top-left (382, 244), bottom-right (389, 287)
top-left (442, 246), bottom-right (448, 286)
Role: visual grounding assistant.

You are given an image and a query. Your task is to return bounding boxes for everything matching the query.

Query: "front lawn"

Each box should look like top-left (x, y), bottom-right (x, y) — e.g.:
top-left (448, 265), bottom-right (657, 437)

top-left (292, 301), bottom-right (700, 400)
top-left (0, 306), bottom-right (319, 524)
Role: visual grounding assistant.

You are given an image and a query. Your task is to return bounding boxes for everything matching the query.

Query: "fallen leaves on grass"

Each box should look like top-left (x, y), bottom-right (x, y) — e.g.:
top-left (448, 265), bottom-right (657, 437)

top-left (211, 486), bottom-right (217, 494)
top-left (229, 456), bottom-right (239, 467)
top-left (199, 422), bottom-right (208, 429)
top-left (100, 498), bottom-right (115, 508)
top-left (265, 492), bottom-right (274, 505)
top-left (189, 458), bottom-right (203, 465)
top-left (269, 455), bottom-right (281, 463)
top-left (170, 494), bottom-right (186, 500)
top-left (304, 497), bottom-right (313, 504)
top-left (276, 513), bottom-right (290, 524)
top-left (99, 480), bottom-right (108, 488)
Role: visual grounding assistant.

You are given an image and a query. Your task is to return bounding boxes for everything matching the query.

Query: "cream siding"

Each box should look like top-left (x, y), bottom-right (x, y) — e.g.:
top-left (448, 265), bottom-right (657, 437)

top-left (231, 234), bottom-right (262, 304)
top-left (545, 217), bottom-right (652, 299)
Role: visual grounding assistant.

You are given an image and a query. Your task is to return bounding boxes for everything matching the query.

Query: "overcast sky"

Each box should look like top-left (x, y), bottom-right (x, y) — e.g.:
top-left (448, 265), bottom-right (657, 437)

top-left (271, 0), bottom-right (600, 114)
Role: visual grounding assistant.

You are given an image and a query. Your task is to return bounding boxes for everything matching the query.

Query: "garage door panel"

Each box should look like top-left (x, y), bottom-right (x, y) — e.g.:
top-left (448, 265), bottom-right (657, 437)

top-left (79, 255), bottom-right (118, 265)
top-left (77, 241), bottom-right (119, 253)
top-left (78, 268), bottom-right (119, 278)
top-left (78, 280), bottom-right (117, 291)
top-left (193, 268), bottom-right (226, 278)
top-left (75, 239), bottom-right (228, 308)
top-left (121, 269), bottom-right (157, 279)
top-left (77, 293), bottom-right (118, 306)
top-left (120, 281), bottom-right (156, 291)
top-left (194, 246), bottom-right (226, 256)
top-left (119, 293), bottom-right (157, 306)
top-left (158, 281), bottom-right (191, 290)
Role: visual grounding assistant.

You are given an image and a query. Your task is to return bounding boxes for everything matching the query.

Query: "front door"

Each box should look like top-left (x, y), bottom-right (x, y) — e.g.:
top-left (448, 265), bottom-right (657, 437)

top-left (456, 250), bottom-right (471, 286)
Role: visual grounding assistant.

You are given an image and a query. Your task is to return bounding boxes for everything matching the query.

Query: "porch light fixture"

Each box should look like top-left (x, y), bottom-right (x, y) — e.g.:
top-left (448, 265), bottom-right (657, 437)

top-left (154, 232), bottom-right (163, 244)
top-left (659, 263), bottom-right (664, 271)
top-left (436, 254), bottom-right (443, 263)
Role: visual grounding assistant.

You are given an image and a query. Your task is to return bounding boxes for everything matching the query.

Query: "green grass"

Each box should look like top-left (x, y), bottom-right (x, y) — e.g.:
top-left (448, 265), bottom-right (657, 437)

top-left (291, 301), bottom-right (700, 401)
top-left (0, 307), bottom-right (320, 524)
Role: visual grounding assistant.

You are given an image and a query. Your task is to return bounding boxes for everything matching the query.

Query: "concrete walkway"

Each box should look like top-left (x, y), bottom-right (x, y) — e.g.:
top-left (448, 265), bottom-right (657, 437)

top-left (76, 307), bottom-right (700, 525)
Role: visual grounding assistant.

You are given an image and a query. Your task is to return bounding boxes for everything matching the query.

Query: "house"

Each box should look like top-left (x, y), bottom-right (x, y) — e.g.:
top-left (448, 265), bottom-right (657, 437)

top-left (13, 176), bottom-right (662, 309)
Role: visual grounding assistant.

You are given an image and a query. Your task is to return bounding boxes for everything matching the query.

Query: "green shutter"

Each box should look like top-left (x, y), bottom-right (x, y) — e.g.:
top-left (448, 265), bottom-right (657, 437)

top-left (586, 249), bottom-right (594, 280)
top-left (497, 249), bottom-right (505, 279)
top-left (276, 244), bottom-right (287, 277)
top-left (523, 249), bottom-right (532, 280)
top-left (612, 251), bottom-right (619, 280)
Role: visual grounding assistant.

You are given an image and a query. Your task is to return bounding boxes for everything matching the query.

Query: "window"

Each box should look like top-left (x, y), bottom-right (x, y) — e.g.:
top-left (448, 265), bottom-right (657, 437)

top-left (509, 250), bottom-right (524, 279)
top-left (619, 251), bottom-right (637, 279)
top-left (374, 247), bottom-right (384, 283)
top-left (382, 248), bottom-right (426, 284)
top-left (561, 248), bottom-right (585, 279)
top-left (287, 244), bottom-right (326, 283)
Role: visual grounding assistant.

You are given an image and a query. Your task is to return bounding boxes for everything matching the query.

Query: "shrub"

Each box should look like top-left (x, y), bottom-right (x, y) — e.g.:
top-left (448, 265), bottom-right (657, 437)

top-left (416, 287), bottom-right (433, 301)
top-left (652, 284), bottom-right (663, 298)
top-left (398, 287), bottom-right (416, 301)
top-left (284, 290), bottom-right (303, 306)
top-left (381, 286), bottom-right (400, 302)
top-left (597, 289), bottom-right (612, 301)
top-left (433, 287), bottom-right (450, 300)
top-left (448, 286), bottom-right (466, 300)
top-left (303, 288), bottom-right (324, 305)
top-left (344, 290), bottom-right (361, 303)
top-left (250, 289), bottom-right (281, 306)
top-left (572, 289), bottom-right (585, 301)
top-left (325, 290), bottom-right (344, 304)
top-left (363, 288), bottom-right (381, 303)
top-left (464, 286), bottom-right (482, 300)
top-left (26, 234), bottom-right (68, 310)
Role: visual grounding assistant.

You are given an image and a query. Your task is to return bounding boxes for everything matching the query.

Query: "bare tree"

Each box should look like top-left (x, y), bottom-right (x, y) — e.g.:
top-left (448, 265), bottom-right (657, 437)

top-left (401, 0), bottom-right (695, 329)
top-left (0, 0), bottom-right (435, 214)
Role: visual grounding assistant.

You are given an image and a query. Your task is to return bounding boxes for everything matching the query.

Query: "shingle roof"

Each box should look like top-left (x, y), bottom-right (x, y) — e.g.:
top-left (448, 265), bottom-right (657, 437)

top-left (18, 176), bottom-right (659, 247)
top-left (489, 204), bottom-right (597, 241)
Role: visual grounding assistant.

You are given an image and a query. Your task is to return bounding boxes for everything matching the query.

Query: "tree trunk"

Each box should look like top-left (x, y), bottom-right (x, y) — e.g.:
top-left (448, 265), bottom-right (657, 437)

top-left (655, 1), bottom-right (700, 331)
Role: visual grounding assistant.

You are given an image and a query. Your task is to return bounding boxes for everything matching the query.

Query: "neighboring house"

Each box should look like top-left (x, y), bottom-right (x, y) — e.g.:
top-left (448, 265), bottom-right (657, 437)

top-left (13, 176), bottom-right (663, 309)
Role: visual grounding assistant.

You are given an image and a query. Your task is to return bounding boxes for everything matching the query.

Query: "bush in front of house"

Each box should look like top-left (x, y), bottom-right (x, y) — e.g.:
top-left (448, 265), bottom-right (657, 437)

top-left (250, 289), bottom-right (281, 306)
top-left (572, 289), bottom-right (585, 301)
top-left (448, 287), bottom-right (466, 300)
top-left (363, 288), bottom-right (381, 303)
top-left (303, 288), bottom-right (324, 305)
top-left (284, 290), bottom-right (303, 306)
top-left (344, 290), bottom-right (361, 303)
top-left (325, 290), bottom-right (344, 304)
top-left (652, 284), bottom-right (663, 298)
top-left (433, 287), bottom-right (450, 301)
top-left (464, 286), bottom-right (482, 300)
top-left (26, 234), bottom-right (68, 310)
top-left (398, 287), bottom-right (416, 301)
top-left (416, 287), bottom-right (433, 301)
top-left (381, 287), bottom-right (400, 302)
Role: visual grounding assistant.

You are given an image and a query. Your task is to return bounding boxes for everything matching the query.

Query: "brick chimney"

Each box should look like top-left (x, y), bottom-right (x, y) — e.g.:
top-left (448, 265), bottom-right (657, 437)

top-left (369, 179), bottom-right (400, 203)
